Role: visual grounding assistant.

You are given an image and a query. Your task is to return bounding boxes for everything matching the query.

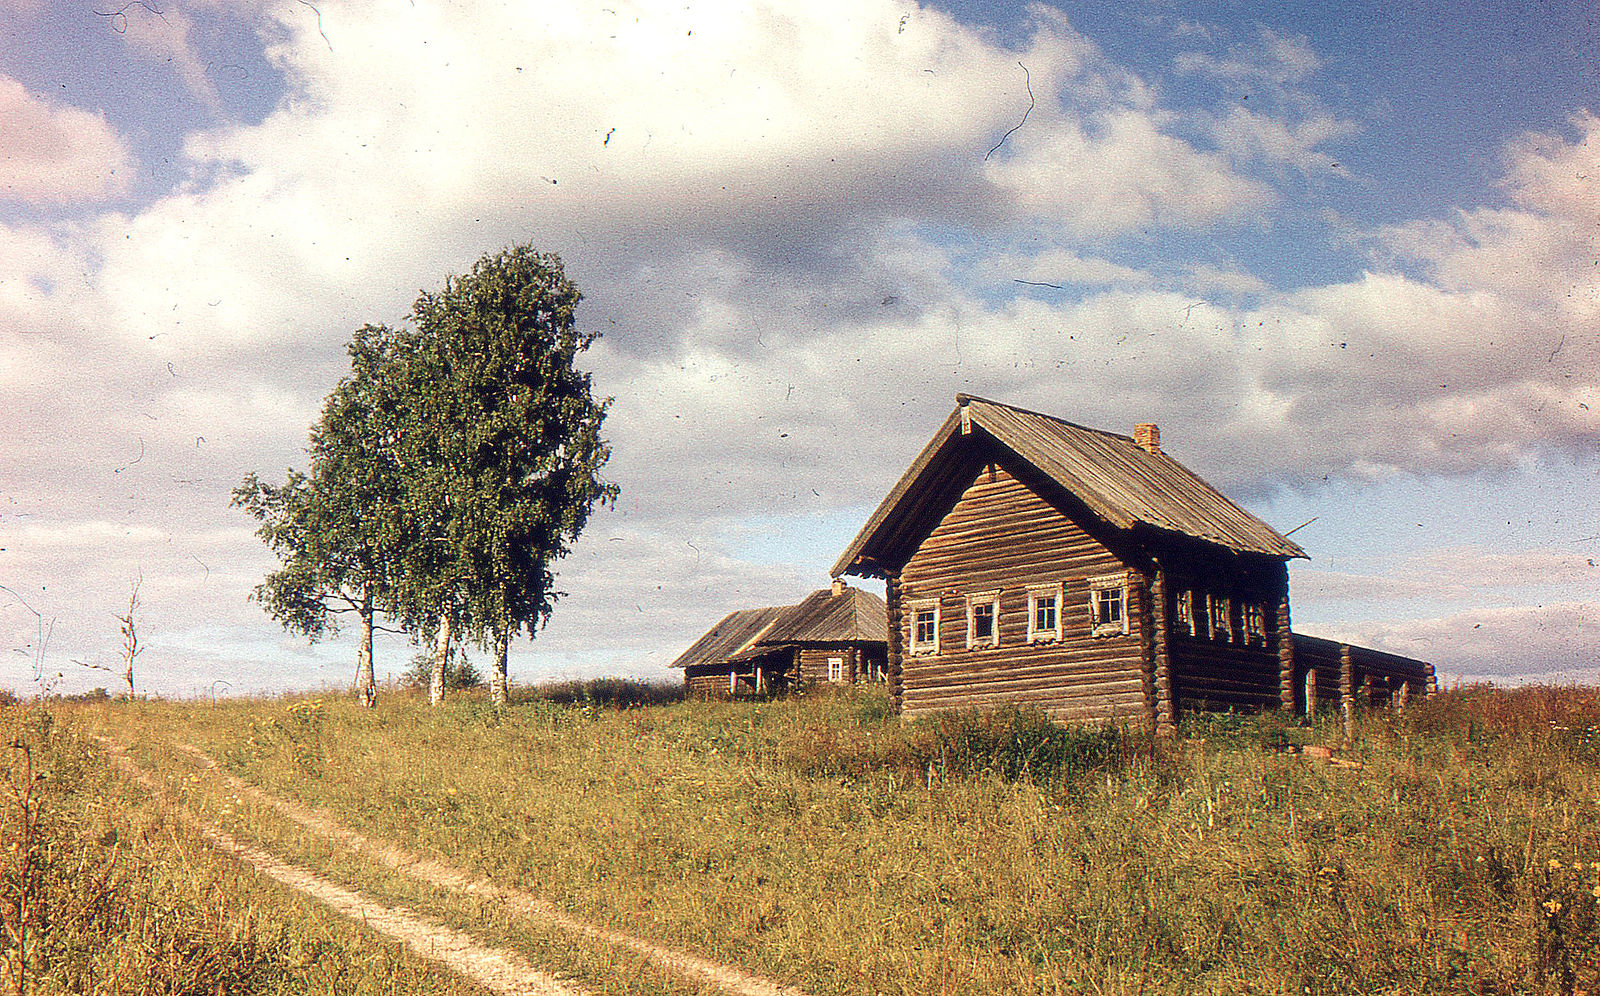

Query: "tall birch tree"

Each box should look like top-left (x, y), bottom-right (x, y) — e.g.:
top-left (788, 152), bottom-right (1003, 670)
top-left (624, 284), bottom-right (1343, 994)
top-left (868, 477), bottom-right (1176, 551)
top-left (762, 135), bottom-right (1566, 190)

top-left (233, 324), bottom-right (411, 707)
top-left (405, 246), bottom-right (617, 705)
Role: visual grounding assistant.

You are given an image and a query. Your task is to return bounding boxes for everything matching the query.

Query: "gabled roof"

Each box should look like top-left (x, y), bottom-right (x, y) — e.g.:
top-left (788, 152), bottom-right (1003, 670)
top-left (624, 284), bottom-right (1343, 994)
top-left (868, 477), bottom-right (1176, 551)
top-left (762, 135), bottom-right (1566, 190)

top-left (833, 394), bottom-right (1306, 578)
top-left (669, 586), bottom-right (888, 669)
top-left (668, 606), bottom-right (786, 669)
top-left (761, 586), bottom-right (887, 644)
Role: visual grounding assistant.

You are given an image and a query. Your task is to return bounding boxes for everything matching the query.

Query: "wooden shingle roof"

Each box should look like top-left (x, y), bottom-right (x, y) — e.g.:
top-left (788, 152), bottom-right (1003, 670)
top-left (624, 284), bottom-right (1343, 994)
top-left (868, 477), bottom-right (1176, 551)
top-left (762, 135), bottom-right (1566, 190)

top-left (668, 606), bottom-right (786, 669)
top-left (761, 586), bottom-right (887, 644)
top-left (833, 394), bottom-right (1306, 578)
top-left (669, 586), bottom-right (887, 669)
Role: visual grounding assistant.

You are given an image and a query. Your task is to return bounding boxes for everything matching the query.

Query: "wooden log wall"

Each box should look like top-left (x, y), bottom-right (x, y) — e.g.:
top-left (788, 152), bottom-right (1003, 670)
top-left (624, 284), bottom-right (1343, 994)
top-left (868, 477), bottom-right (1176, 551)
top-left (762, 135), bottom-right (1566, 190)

top-left (1290, 634), bottom-right (1434, 714)
top-left (897, 462), bottom-right (1149, 724)
top-left (797, 645), bottom-right (874, 685)
top-left (886, 571), bottom-right (904, 711)
top-left (1291, 635), bottom-right (1344, 714)
top-left (1160, 561), bottom-right (1285, 713)
top-left (1276, 565), bottom-right (1294, 711)
top-left (1149, 566), bottom-right (1176, 729)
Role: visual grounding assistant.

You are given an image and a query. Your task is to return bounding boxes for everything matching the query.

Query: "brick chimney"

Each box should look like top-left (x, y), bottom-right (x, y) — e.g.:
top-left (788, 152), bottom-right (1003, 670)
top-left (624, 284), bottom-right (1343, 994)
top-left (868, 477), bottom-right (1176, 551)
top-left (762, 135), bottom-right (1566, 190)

top-left (831, 577), bottom-right (846, 596)
top-left (1133, 423), bottom-right (1161, 454)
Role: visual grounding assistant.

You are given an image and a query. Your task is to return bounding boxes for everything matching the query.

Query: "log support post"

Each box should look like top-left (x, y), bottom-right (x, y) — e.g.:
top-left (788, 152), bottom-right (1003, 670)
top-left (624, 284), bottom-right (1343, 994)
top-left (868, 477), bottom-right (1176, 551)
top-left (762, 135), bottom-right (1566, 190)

top-left (1148, 564), bottom-right (1176, 731)
top-left (885, 570), bottom-right (904, 715)
top-left (1340, 644), bottom-right (1354, 744)
top-left (1275, 564), bottom-right (1294, 712)
top-left (1304, 667), bottom-right (1317, 716)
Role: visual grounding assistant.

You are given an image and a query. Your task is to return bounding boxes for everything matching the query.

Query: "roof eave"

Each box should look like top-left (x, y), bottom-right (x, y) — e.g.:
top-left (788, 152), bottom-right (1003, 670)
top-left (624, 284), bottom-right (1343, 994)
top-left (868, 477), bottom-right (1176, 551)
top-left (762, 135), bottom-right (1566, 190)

top-left (832, 408), bottom-right (964, 577)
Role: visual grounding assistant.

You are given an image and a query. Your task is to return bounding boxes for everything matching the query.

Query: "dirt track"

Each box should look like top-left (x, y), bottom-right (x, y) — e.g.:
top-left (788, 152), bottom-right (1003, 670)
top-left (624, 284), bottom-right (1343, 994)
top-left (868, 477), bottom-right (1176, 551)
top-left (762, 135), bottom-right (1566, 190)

top-left (99, 737), bottom-right (590, 996)
top-left (101, 736), bottom-right (815, 996)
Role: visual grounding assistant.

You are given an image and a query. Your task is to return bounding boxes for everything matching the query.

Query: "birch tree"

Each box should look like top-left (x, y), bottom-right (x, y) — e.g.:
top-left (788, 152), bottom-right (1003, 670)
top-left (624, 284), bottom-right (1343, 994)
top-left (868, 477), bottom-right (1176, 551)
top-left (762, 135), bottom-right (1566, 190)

top-left (233, 324), bottom-right (411, 707)
top-left (405, 246), bottom-right (617, 705)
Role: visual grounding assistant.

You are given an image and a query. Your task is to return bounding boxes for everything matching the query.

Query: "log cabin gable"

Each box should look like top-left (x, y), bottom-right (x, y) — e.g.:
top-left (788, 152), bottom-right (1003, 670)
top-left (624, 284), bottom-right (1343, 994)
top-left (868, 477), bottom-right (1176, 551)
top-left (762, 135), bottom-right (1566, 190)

top-left (899, 455), bottom-right (1145, 654)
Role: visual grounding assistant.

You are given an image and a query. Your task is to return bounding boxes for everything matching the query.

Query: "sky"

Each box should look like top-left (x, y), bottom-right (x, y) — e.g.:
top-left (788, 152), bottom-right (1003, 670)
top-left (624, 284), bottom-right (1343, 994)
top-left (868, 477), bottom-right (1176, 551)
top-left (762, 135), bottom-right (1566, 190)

top-left (0, 0), bottom-right (1596, 698)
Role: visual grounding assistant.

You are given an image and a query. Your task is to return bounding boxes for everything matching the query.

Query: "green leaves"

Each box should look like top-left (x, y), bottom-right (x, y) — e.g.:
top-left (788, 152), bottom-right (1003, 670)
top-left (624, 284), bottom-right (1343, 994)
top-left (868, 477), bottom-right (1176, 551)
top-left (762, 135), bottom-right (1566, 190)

top-left (235, 246), bottom-right (617, 703)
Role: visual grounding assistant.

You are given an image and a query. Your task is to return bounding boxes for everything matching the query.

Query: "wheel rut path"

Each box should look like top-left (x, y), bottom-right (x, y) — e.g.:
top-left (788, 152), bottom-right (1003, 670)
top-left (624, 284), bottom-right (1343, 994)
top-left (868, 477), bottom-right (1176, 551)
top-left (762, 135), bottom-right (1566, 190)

top-left (100, 735), bottom-right (816, 996)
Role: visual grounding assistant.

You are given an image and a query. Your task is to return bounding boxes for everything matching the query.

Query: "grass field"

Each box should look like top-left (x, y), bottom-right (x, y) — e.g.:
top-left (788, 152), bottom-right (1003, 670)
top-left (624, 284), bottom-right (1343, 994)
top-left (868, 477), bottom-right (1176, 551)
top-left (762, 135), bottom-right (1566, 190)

top-left (7, 682), bottom-right (1600, 994)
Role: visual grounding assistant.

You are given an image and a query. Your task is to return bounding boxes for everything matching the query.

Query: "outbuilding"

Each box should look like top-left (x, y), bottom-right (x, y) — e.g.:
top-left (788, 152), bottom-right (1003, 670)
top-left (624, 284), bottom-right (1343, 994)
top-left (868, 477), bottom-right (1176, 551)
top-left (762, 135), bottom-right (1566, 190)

top-left (671, 580), bottom-right (888, 695)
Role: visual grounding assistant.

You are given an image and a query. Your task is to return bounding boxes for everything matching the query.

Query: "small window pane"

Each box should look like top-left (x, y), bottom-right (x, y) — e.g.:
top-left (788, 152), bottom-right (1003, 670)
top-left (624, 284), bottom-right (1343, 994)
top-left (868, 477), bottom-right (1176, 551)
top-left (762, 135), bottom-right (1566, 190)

top-left (972, 603), bottom-right (994, 642)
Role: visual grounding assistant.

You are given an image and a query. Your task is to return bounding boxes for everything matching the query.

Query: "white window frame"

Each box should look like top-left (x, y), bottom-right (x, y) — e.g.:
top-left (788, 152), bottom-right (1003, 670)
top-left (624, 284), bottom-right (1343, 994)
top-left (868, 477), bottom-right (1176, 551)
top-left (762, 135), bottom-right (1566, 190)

top-left (965, 590), bottom-right (1001, 649)
top-left (827, 656), bottom-right (845, 683)
top-left (1175, 589), bottom-right (1195, 637)
top-left (1242, 603), bottom-right (1266, 646)
top-left (1208, 593), bottom-right (1233, 643)
top-left (1088, 573), bottom-right (1130, 638)
top-left (1026, 583), bottom-right (1063, 643)
top-left (908, 598), bottom-right (940, 655)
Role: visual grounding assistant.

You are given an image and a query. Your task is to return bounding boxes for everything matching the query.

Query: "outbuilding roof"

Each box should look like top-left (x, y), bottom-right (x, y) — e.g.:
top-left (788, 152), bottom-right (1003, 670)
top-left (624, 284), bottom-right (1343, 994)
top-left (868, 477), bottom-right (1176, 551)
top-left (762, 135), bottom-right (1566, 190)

top-left (833, 394), bottom-right (1306, 578)
top-left (668, 606), bottom-right (786, 670)
top-left (669, 585), bottom-right (887, 669)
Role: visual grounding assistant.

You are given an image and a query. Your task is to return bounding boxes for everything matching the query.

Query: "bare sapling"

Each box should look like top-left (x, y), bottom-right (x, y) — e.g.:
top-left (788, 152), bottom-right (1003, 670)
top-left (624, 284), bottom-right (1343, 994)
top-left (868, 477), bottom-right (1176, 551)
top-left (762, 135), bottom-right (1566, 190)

top-left (75, 579), bottom-right (141, 700)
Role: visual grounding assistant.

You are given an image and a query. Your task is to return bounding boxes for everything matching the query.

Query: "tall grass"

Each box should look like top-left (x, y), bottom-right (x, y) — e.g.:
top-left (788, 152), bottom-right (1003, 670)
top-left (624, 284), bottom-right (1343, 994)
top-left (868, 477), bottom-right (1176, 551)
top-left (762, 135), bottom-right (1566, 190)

top-left (0, 703), bottom-right (490, 996)
top-left (69, 683), bottom-right (1600, 995)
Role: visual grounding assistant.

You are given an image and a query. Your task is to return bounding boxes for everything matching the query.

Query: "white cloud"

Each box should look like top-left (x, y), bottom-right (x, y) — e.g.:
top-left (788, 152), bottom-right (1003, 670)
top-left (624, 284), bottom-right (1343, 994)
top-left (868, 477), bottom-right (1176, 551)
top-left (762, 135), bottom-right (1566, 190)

top-left (1314, 602), bottom-right (1600, 685)
top-left (1207, 106), bottom-right (1359, 172)
top-left (1175, 27), bottom-right (1322, 88)
top-left (1294, 547), bottom-right (1600, 605)
top-left (986, 108), bottom-right (1275, 233)
top-left (0, 76), bottom-right (132, 203)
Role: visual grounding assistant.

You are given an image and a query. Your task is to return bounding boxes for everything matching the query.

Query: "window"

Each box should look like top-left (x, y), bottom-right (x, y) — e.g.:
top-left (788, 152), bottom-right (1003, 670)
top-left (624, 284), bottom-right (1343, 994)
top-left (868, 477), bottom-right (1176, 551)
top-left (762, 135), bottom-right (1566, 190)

top-left (1027, 583), bottom-right (1062, 643)
top-left (966, 591), bottom-right (1001, 649)
top-left (1208, 593), bottom-right (1232, 642)
top-left (1242, 604), bottom-right (1266, 646)
top-left (908, 599), bottom-right (939, 654)
top-left (1175, 589), bottom-right (1195, 637)
top-left (827, 656), bottom-right (845, 683)
top-left (1089, 573), bottom-right (1129, 637)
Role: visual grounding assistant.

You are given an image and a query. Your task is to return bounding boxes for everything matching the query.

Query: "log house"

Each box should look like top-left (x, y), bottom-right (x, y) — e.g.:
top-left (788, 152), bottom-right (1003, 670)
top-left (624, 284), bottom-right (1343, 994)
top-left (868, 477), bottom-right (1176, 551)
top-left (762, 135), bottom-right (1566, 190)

top-left (670, 580), bottom-right (888, 695)
top-left (832, 395), bottom-right (1434, 726)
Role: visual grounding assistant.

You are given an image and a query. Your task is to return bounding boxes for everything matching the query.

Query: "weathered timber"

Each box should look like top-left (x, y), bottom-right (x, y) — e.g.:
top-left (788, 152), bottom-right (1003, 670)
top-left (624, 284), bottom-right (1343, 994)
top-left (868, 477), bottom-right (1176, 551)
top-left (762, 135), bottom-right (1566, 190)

top-left (1276, 563), bottom-right (1294, 711)
top-left (893, 459), bottom-right (1149, 722)
top-left (886, 571), bottom-right (904, 712)
top-left (1150, 565), bottom-right (1176, 729)
top-left (831, 395), bottom-right (1449, 724)
top-left (1341, 643), bottom-right (1355, 742)
top-left (670, 584), bottom-right (886, 693)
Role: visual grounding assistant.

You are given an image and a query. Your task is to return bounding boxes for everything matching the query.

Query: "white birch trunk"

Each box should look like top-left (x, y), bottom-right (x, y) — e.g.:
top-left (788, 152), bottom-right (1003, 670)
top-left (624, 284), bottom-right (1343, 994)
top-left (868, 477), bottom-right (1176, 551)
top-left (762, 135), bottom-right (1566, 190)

top-left (356, 591), bottom-right (377, 708)
top-left (490, 626), bottom-right (509, 706)
top-left (430, 614), bottom-right (452, 706)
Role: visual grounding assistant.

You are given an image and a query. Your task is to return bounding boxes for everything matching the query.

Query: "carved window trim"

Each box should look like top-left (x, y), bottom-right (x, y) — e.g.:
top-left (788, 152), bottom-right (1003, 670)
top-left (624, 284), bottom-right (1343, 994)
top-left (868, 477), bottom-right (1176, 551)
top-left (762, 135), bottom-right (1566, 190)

top-left (1242, 603), bottom-right (1266, 646)
top-left (1089, 572), bottom-right (1130, 638)
top-left (1175, 588), bottom-right (1196, 637)
top-left (966, 590), bottom-right (1001, 649)
top-left (1208, 593), bottom-right (1233, 643)
top-left (1026, 583), bottom-right (1062, 643)
top-left (908, 598), bottom-right (940, 655)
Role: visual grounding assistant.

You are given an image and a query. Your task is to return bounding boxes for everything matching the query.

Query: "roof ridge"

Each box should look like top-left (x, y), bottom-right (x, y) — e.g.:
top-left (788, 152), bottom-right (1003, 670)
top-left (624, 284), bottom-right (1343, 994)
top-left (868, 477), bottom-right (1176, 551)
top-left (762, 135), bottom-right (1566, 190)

top-left (957, 393), bottom-right (1135, 442)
